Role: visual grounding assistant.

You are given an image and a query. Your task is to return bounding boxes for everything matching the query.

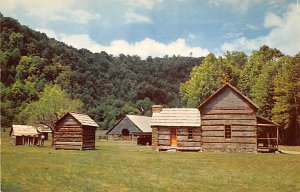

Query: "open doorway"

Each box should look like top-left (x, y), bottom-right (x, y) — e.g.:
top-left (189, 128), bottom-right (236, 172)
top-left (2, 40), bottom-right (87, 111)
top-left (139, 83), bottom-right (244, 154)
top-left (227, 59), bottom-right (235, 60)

top-left (121, 129), bottom-right (130, 137)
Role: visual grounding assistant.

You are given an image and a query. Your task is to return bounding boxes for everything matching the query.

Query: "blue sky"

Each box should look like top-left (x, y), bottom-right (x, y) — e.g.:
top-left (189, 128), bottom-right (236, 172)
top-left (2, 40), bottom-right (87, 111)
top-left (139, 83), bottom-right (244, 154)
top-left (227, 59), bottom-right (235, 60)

top-left (1, 0), bottom-right (299, 58)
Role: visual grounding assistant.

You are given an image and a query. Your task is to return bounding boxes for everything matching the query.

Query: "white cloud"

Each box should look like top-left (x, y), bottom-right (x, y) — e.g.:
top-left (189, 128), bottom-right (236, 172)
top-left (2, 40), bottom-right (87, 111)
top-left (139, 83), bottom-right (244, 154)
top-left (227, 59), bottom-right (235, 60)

top-left (39, 29), bottom-right (209, 58)
top-left (245, 24), bottom-right (259, 30)
top-left (1, 0), bottom-right (101, 24)
top-left (264, 12), bottom-right (283, 28)
top-left (124, 11), bottom-right (152, 24)
top-left (36, 28), bottom-right (58, 39)
top-left (209, 0), bottom-right (263, 13)
top-left (221, 4), bottom-right (300, 56)
top-left (125, 0), bottom-right (164, 10)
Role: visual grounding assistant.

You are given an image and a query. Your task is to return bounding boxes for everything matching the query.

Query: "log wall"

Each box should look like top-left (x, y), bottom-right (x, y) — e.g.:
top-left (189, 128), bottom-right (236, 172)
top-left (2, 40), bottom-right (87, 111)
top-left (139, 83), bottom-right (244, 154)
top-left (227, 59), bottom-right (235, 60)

top-left (153, 127), bottom-right (201, 151)
top-left (82, 126), bottom-right (96, 149)
top-left (200, 87), bottom-right (257, 152)
top-left (54, 114), bottom-right (96, 150)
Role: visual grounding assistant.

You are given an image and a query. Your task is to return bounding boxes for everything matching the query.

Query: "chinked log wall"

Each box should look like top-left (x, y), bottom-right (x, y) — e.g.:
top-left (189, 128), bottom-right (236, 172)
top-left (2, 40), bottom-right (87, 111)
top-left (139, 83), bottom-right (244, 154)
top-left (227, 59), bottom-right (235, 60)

top-left (54, 115), bottom-right (84, 150)
top-left (156, 127), bottom-right (201, 150)
top-left (201, 108), bottom-right (257, 152)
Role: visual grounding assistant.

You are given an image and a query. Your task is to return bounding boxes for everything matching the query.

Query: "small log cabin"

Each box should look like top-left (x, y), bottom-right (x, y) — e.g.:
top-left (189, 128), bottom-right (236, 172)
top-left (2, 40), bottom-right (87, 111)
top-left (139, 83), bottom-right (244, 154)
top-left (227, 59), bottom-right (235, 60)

top-left (36, 124), bottom-right (52, 140)
top-left (54, 112), bottom-right (98, 150)
top-left (151, 105), bottom-right (201, 151)
top-left (199, 83), bottom-right (259, 152)
top-left (106, 115), bottom-right (152, 145)
top-left (10, 125), bottom-right (40, 146)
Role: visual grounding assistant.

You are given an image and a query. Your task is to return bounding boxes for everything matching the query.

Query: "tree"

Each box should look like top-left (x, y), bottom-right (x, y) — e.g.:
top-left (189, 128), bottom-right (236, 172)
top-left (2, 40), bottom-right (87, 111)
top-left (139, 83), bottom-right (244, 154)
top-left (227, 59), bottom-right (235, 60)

top-left (272, 54), bottom-right (300, 145)
top-left (16, 84), bottom-right (84, 130)
top-left (238, 45), bottom-right (283, 96)
top-left (180, 53), bottom-right (222, 107)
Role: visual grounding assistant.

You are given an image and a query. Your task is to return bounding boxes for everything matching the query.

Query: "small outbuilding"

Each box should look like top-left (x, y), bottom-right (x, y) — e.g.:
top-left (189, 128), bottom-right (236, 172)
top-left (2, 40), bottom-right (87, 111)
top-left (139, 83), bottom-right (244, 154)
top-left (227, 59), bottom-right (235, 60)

top-left (106, 115), bottom-right (152, 145)
top-left (54, 112), bottom-right (98, 150)
top-left (36, 124), bottom-right (52, 140)
top-left (151, 105), bottom-right (201, 151)
top-left (10, 125), bottom-right (40, 146)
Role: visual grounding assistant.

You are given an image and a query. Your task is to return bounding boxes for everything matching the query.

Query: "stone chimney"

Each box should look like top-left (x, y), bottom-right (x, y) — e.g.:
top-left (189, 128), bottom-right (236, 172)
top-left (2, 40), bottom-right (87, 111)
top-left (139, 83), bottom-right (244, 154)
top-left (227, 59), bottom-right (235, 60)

top-left (152, 105), bottom-right (163, 114)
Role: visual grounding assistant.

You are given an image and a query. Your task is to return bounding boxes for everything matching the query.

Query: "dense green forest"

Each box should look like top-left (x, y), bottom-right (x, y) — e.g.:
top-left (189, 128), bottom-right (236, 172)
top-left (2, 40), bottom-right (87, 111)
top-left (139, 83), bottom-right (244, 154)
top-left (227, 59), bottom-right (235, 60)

top-left (1, 15), bottom-right (299, 144)
top-left (0, 15), bottom-right (203, 129)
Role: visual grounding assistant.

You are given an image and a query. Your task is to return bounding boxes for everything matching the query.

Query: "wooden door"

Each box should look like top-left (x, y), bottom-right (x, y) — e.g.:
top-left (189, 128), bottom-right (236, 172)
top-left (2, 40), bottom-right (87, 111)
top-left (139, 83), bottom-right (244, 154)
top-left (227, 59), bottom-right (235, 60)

top-left (170, 128), bottom-right (177, 146)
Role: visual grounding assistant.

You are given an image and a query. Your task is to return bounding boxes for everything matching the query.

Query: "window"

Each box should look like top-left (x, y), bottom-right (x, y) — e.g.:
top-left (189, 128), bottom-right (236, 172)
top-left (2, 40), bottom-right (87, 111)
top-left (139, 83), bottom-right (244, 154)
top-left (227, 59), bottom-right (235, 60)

top-left (225, 125), bottom-right (231, 139)
top-left (188, 128), bottom-right (193, 140)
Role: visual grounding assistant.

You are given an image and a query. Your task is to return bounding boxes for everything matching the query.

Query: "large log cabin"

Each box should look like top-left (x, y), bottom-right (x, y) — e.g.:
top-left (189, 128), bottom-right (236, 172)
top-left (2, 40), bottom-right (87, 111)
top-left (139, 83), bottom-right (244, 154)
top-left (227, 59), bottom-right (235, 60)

top-left (199, 83), bottom-right (258, 152)
top-left (54, 112), bottom-right (98, 150)
top-left (151, 83), bottom-right (278, 152)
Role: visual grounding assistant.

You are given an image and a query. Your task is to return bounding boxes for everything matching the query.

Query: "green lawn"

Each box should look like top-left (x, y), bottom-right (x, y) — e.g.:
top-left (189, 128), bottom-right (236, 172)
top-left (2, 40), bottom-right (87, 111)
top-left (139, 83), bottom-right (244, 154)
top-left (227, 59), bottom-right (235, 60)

top-left (1, 130), bottom-right (300, 192)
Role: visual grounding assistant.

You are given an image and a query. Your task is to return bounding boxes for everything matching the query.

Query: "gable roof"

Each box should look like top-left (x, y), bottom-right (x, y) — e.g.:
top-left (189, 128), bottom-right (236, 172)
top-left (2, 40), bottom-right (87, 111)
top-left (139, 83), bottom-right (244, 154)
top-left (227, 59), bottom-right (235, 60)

top-left (127, 115), bottom-right (152, 132)
top-left (11, 125), bottom-right (39, 136)
top-left (151, 108), bottom-right (201, 127)
top-left (55, 112), bottom-right (99, 127)
top-left (106, 115), bottom-right (151, 134)
top-left (198, 83), bottom-right (259, 109)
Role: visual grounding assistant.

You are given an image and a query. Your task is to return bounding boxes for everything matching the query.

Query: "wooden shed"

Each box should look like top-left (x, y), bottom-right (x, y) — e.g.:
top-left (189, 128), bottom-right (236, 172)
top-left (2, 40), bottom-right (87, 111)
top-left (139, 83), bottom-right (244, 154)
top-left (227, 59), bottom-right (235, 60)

top-left (106, 115), bottom-right (152, 145)
top-left (36, 124), bottom-right (52, 140)
top-left (54, 112), bottom-right (98, 150)
top-left (10, 125), bottom-right (40, 146)
top-left (151, 105), bottom-right (201, 151)
top-left (198, 83), bottom-right (258, 152)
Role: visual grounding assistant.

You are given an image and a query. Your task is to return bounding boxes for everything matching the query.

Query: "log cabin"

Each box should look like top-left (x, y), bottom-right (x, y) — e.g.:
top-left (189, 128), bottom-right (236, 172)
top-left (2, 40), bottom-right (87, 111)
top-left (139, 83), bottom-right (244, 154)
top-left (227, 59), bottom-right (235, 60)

top-left (10, 125), bottom-right (40, 146)
top-left (151, 83), bottom-right (278, 152)
top-left (199, 83), bottom-right (259, 152)
top-left (106, 115), bottom-right (152, 145)
top-left (151, 105), bottom-right (201, 151)
top-left (54, 112), bottom-right (98, 150)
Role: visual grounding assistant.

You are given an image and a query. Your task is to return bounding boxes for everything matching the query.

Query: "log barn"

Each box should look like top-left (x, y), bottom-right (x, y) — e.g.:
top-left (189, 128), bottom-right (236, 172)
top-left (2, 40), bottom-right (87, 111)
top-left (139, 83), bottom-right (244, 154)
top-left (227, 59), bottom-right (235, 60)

top-left (106, 115), bottom-right (152, 145)
top-left (10, 125), bottom-right (40, 146)
top-left (199, 83), bottom-right (258, 152)
top-left (151, 105), bottom-right (201, 151)
top-left (54, 112), bottom-right (98, 150)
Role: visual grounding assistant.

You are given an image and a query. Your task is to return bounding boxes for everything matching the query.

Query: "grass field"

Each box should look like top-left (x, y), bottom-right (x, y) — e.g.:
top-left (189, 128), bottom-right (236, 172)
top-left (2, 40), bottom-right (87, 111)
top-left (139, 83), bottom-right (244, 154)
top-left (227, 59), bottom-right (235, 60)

top-left (1, 130), bottom-right (300, 192)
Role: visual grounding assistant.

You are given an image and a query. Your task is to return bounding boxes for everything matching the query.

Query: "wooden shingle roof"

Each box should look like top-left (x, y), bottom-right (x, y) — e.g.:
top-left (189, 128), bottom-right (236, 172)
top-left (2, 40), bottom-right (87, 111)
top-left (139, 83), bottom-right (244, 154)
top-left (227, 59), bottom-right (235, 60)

top-left (36, 124), bottom-right (52, 133)
top-left (151, 108), bottom-right (201, 127)
top-left (127, 115), bottom-right (152, 132)
top-left (69, 112), bottom-right (99, 127)
top-left (55, 112), bottom-right (99, 127)
top-left (11, 125), bottom-right (39, 136)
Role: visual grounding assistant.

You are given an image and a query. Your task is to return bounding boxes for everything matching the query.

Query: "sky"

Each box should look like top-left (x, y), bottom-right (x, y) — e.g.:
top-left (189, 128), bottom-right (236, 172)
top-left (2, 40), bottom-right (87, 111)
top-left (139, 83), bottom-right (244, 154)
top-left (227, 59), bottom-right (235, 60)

top-left (1, 0), bottom-right (299, 58)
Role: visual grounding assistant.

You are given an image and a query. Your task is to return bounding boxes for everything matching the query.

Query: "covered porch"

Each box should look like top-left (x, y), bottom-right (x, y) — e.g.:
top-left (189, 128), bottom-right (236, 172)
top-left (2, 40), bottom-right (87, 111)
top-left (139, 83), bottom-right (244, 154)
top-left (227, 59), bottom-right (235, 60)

top-left (257, 115), bottom-right (279, 152)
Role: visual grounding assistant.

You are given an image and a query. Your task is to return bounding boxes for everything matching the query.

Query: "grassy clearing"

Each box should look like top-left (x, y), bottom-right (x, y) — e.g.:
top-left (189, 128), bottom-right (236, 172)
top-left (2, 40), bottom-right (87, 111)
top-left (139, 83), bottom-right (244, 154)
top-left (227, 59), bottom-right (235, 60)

top-left (1, 130), bottom-right (300, 192)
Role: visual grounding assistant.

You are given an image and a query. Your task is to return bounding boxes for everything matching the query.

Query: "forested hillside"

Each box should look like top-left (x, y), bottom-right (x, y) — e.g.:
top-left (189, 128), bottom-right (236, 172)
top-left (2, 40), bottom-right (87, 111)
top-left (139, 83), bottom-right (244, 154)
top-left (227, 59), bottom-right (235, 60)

top-left (0, 14), bottom-right (203, 129)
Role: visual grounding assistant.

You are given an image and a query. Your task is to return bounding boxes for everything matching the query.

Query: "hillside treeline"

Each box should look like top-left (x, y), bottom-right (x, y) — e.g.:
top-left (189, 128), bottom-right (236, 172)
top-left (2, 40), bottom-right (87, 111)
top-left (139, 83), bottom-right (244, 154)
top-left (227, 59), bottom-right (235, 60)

top-left (0, 15), bottom-right (203, 129)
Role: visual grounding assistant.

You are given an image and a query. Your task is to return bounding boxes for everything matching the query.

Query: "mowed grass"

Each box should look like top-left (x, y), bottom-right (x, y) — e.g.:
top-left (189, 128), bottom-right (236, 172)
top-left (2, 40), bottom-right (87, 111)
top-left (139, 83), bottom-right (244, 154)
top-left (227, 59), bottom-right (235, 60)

top-left (1, 130), bottom-right (300, 192)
